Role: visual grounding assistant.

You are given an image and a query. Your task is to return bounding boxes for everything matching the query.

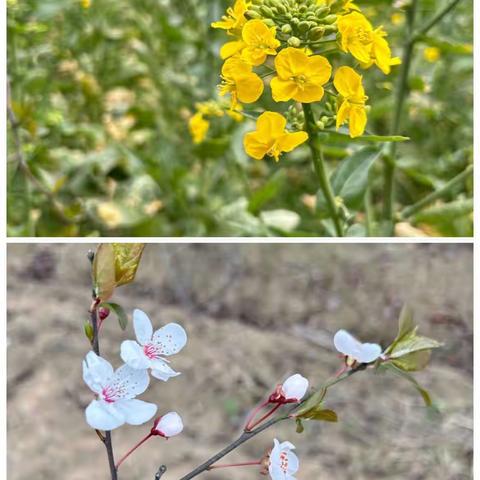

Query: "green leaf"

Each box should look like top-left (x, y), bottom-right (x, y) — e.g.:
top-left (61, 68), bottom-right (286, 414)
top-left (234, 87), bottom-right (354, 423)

top-left (84, 321), bottom-right (94, 342)
top-left (316, 131), bottom-right (410, 144)
top-left (112, 243), bottom-right (145, 287)
top-left (248, 170), bottom-right (286, 214)
top-left (330, 147), bottom-right (381, 209)
top-left (391, 350), bottom-right (432, 372)
top-left (384, 364), bottom-right (433, 407)
top-left (295, 418), bottom-right (304, 434)
top-left (100, 302), bottom-right (128, 330)
top-left (389, 335), bottom-right (442, 359)
top-left (304, 408), bottom-right (338, 422)
top-left (92, 244), bottom-right (116, 301)
top-left (294, 388), bottom-right (327, 418)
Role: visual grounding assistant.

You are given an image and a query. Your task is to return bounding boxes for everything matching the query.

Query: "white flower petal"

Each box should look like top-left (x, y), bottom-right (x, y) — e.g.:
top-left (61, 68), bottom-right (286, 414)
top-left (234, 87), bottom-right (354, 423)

top-left (83, 351), bottom-right (114, 395)
top-left (114, 399), bottom-right (157, 426)
top-left (281, 374), bottom-right (308, 402)
top-left (268, 439), bottom-right (299, 480)
top-left (121, 340), bottom-right (151, 370)
top-left (152, 323), bottom-right (187, 356)
top-left (356, 343), bottom-right (382, 363)
top-left (85, 399), bottom-right (125, 430)
top-left (109, 364), bottom-right (150, 400)
top-left (155, 411), bottom-right (184, 437)
top-left (333, 329), bottom-right (361, 357)
top-left (133, 309), bottom-right (153, 345)
top-left (151, 361), bottom-right (181, 381)
top-left (286, 450), bottom-right (299, 475)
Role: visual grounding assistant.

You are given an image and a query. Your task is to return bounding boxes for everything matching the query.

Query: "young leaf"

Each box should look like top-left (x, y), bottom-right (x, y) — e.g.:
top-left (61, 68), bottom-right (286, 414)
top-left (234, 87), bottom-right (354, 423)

top-left (302, 408), bottom-right (338, 422)
top-left (112, 243), bottom-right (145, 287)
top-left (389, 335), bottom-right (442, 359)
top-left (100, 302), bottom-right (128, 330)
top-left (84, 321), bottom-right (94, 342)
top-left (391, 350), bottom-right (431, 372)
top-left (330, 147), bottom-right (381, 209)
top-left (384, 364), bottom-right (433, 407)
top-left (92, 244), bottom-right (116, 301)
top-left (295, 418), bottom-right (304, 434)
top-left (293, 388), bottom-right (327, 418)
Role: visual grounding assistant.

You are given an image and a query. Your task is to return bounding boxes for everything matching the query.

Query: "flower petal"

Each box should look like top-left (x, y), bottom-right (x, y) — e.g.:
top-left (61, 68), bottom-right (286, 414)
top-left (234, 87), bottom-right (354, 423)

top-left (220, 40), bottom-right (246, 60)
top-left (274, 47), bottom-right (308, 78)
top-left (348, 105), bottom-right (367, 138)
top-left (114, 399), bottom-right (157, 426)
top-left (281, 374), bottom-right (309, 401)
top-left (236, 73), bottom-right (264, 103)
top-left (83, 351), bottom-right (114, 395)
top-left (293, 84), bottom-right (324, 103)
top-left (152, 323), bottom-right (187, 356)
top-left (305, 55), bottom-right (332, 85)
top-left (109, 364), bottom-right (150, 399)
top-left (277, 131), bottom-right (308, 154)
top-left (133, 309), bottom-right (153, 345)
top-left (334, 329), bottom-right (361, 357)
top-left (154, 411), bottom-right (184, 437)
top-left (243, 132), bottom-right (269, 160)
top-left (85, 399), bottom-right (125, 430)
top-left (270, 77), bottom-right (298, 102)
top-left (120, 340), bottom-right (151, 370)
top-left (151, 360), bottom-right (182, 381)
top-left (256, 111), bottom-right (287, 138)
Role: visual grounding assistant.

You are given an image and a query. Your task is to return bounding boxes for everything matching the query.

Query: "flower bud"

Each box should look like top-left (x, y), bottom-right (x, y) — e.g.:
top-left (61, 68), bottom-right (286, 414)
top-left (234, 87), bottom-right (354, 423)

top-left (309, 26), bottom-right (325, 40)
top-left (151, 412), bottom-right (184, 438)
top-left (98, 306), bottom-right (110, 321)
top-left (324, 14), bottom-right (337, 25)
top-left (246, 9), bottom-right (262, 19)
top-left (287, 36), bottom-right (301, 47)
top-left (316, 120), bottom-right (325, 130)
top-left (298, 21), bottom-right (310, 33)
top-left (281, 24), bottom-right (292, 34)
top-left (281, 374), bottom-right (309, 402)
top-left (260, 5), bottom-right (274, 17)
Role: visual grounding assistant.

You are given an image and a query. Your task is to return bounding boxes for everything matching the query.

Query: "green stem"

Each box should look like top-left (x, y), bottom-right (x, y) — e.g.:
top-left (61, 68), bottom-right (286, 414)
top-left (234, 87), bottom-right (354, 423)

top-left (302, 103), bottom-right (343, 237)
top-left (398, 164), bottom-right (473, 220)
top-left (364, 186), bottom-right (374, 236)
top-left (383, 0), bottom-right (418, 227)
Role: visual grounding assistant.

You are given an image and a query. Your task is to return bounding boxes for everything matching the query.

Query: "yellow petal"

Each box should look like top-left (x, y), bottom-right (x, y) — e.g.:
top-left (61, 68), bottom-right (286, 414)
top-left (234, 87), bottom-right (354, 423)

top-left (336, 100), bottom-right (351, 129)
top-left (277, 131), bottom-right (309, 153)
top-left (293, 84), bottom-right (324, 103)
top-left (305, 55), bottom-right (332, 85)
top-left (334, 66), bottom-right (362, 98)
top-left (270, 77), bottom-right (298, 102)
top-left (256, 111), bottom-right (287, 138)
top-left (274, 47), bottom-right (309, 79)
top-left (241, 46), bottom-right (267, 66)
top-left (348, 105), bottom-right (367, 137)
top-left (236, 72), bottom-right (264, 103)
top-left (220, 40), bottom-right (246, 60)
top-left (244, 132), bottom-right (269, 159)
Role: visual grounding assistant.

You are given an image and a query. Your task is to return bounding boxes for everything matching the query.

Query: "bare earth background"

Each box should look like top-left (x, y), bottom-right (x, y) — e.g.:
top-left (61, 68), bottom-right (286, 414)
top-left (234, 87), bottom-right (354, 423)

top-left (7, 244), bottom-right (473, 480)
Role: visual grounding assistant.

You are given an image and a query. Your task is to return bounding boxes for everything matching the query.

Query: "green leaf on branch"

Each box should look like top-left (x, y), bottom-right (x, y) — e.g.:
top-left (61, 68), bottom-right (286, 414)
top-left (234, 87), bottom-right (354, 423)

top-left (294, 387), bottom-right (337, 422)
top-left (100, 302), bottom-right (128, 330)
top-left (92, 243), bottom-right (116, 301)
top-left (385, 305), bottom-right (442, 371)
top-left (84, 321), bottom-right (94, 342)
top-left (330, 146), bottom-right (381, 209)
top-left (112, 243), bottom-right (145, 287)
top-left (384, 363), bottom-right (433, 407)
top-left (295, 418), bottom-right (304, 434)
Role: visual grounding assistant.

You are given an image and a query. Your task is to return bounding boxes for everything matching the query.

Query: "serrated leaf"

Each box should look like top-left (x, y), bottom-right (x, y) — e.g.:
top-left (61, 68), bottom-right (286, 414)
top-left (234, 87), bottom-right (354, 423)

top-left (385, 364), bottom-right (433, 407)
top-left (92, 244), bottom-right (116, 301)
top-left (100, 302), bottom-right (128, 330)
top-left (112, 243), bottom-right (145, 287)
top-left (330, 147), bottom-right (381, 209)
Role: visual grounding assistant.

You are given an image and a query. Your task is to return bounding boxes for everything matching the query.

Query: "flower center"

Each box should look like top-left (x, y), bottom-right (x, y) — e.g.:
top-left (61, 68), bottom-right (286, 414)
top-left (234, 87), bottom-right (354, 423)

top-left (101, 386), bottom-right (117, 403)
top-left (355, 27), bottom-right (372, 45)
top-left (293, 74), bottom-right (307, 87)
top-left (144, 343), bottom-right (161, 359)
top-left (279, 452), bottom-right (289, 473)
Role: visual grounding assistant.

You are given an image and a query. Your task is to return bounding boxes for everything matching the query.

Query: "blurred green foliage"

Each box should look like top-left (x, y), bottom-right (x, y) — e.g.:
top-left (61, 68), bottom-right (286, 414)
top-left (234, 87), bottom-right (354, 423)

top-left (7, 0), bottom-right (473, 236)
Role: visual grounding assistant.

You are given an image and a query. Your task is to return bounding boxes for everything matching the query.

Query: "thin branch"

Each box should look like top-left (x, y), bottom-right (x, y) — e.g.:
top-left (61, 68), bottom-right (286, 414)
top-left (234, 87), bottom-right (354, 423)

top-left (155, 466), bottom-right (167, 479)
top-left (179, 365), bottom-right (366, 480)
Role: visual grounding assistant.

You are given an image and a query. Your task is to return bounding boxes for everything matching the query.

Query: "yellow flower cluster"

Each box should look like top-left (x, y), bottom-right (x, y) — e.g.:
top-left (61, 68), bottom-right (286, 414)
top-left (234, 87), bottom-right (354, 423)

top-left (188, 100), bottom-right (243, 144)
top-left (210, 0), bottom-right (400, 157)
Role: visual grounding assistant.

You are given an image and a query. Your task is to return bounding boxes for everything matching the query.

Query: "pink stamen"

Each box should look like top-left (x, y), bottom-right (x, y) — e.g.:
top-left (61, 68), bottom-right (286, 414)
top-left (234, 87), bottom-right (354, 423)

top-left (143, 344), bottom-right (159, 359)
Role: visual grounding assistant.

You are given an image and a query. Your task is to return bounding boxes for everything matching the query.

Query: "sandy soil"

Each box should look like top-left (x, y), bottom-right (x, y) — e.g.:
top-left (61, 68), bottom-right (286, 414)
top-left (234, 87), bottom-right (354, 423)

top-left (7, 244), bottom-right (473, 480)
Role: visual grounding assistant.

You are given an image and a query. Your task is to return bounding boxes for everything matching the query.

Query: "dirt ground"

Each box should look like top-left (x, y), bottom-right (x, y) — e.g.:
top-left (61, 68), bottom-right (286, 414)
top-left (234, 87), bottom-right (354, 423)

top-left (7, 244), bottom-right (473, 480)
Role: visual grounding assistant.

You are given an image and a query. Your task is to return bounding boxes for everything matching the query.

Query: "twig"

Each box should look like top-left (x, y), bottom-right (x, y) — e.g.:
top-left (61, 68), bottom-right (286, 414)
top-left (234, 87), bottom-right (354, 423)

top-left (155, 466), bottom-right (167, 479)
top-left (88, 252), bottom-right (118, 480)
top-left (179, 365), bottom-right (366, 480)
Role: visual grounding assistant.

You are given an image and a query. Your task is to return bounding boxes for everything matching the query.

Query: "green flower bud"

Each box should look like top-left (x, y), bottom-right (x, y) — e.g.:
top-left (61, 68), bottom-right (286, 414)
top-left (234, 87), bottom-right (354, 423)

top-left (324, 14), bottom-right (337, 25)
top-left (316, 120), bottom-right (325, 130)
top-left (298, 20), bottom-right (310, 32)
top-left (260, 5), bottom-right (275, 17)
top-left (299, 5), bottom-right (307, 13)
top-left (291, 17), bottom-right (300, 25)
top-left (321, 116), bottom-right (330, 124)
top-left (263, 18), bottom-right (276, 27)
top-left (276, 4), bottom-right (287, 14)
top-left (309, 26), bottom-right (325, 39)
top-left (246, 9), bottom-right (262, 19)
top-left (324, 24), bottom-right (338, 34)
top-left (281, 24), bottom-right (293, 33)
top-left (315, 6), bottom-right (330, 17)
top-left (288, 36), bottom-right (302, 47)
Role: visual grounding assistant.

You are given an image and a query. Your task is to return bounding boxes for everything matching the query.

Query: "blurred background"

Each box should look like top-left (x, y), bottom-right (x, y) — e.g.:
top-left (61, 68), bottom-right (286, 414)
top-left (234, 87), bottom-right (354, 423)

top-left (7, 243), bottom-right (472, 479)
top-left (7, 0), bottom-right (473, 237)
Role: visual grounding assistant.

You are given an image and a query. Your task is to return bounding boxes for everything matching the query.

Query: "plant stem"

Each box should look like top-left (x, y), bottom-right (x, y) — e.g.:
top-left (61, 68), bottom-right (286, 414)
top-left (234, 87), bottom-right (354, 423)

top-left (383, 0), bottom-right (418, 227)
top-left (302, 103), bottom-right (343, 236)
top-left (208, 460), bottom-right (262, 470)
top-left (179, 365), bottom-right (366, 480)
top-left (89, 260), bottom-right (118, 480)
top-left (246, 403), bottom-right (282, 431)
top-left (244, 399), bottom-right (269, 431)
top-left (398, 164), bottom-right (473, 220)
top-left (116, 433), bottom-right (153, 470)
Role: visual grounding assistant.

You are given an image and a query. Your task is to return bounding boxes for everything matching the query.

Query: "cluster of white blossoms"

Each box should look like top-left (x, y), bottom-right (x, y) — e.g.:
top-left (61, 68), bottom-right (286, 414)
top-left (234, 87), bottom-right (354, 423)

top-left (83, 309), bottom-right (187, 433)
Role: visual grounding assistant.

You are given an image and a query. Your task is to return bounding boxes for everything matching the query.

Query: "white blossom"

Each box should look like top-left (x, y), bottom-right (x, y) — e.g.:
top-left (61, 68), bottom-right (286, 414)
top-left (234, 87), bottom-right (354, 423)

top-left (268, 438), bottom-right (299, 480)
top-left (333, 329), bottom-right (382, 364)
top-left (152, 412), bottom-right (184, 438)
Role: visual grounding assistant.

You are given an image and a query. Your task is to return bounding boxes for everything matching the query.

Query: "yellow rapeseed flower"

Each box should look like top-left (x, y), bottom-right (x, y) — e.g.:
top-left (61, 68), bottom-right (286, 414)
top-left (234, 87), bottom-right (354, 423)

top-left (334, 66), bottom-right (368, 138)
top-left (219, 57), bottom-right (264, 109)
top-left (240, 19), bottom-right (280, 66)
top-left (337, 11), bottom-right (400, 74)
top-left (270, 47), bottom-right (332, 103)
top-left (244, 111), bottom-right (308, 161)
top-left (211, 0), bottom-right (249, 35)
top-left (424, 46), bottom-right (441, 63)
top-left (81, 0), bottom-right (91, 8)
top-left (189, 113), bottom-right (209, 144)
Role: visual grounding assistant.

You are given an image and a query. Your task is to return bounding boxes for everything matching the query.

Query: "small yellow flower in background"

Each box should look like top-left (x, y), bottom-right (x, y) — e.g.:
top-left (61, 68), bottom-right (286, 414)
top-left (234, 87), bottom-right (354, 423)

top-left (219, 57), bottom-right (264, 109)
top-left (337, 11), bottom-right (400, 74)
top-left (244, 111), bottom-right (308, 161)
top-left (81, 0), bottom-right (91, 8)
top-left (391, 12), bottom-right (404, 26)
top-left (97, 202), bottom-right (123, 229)
top-left (241, 19), bottom-right (280, 66)
top-left (189, 113), bottom-right (210, 144)
top-left (334, 66), bottom-right (368, 138)
top-left (211, 0), bottom-right (249, 35)
top-left (226, 104), bottom-right (244, 122)
top-left (424, 46), bottom-right (441, 63)
top-left (270, 47), bottom-right (332, 103)
top-left (196, 100), bottom-right (224, 117)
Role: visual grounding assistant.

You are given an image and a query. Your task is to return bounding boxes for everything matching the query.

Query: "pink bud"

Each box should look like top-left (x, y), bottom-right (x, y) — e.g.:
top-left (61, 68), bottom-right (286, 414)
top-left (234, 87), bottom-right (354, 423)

top-left (98, 306), bottom-right (110, 321)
